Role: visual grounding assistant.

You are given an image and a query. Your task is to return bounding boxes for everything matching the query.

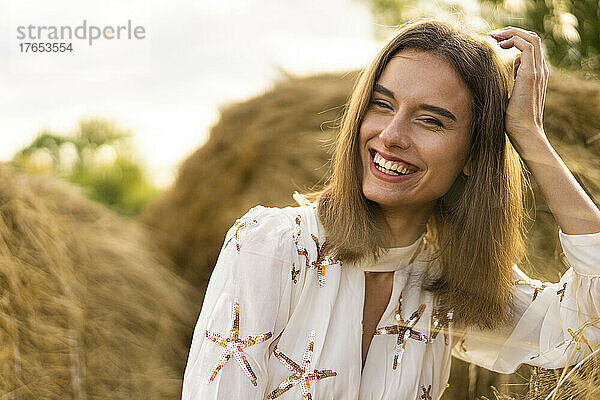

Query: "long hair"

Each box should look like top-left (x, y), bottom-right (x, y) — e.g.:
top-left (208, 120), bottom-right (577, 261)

top-left (304, 18), bottom-right (532, 329)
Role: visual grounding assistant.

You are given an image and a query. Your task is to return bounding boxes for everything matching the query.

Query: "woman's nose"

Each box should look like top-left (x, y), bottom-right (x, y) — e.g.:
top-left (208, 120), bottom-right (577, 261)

top-left (378, 121), bottom-right (412, 150)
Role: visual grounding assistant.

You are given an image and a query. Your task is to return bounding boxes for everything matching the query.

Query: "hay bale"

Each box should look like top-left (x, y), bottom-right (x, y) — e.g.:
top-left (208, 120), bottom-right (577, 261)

top-left (481, 350), bottom-right (600, 400)
top-left (139, 71), bottom-right (357, 287)
top-left (0, 163), bottom-right (199, 399)
top-left (542, 70), bottom-right (600, 157)
top-left (525, 140), bottom-right (600, 280)
top-left (138, 69), bottom-right (600, 400)
top-left (525, 350), bottom-right (600, 400)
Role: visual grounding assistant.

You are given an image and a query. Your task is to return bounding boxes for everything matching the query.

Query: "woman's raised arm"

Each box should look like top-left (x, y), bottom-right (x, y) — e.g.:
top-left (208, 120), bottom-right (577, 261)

top-left (489, 26), bottom-right (600, 235)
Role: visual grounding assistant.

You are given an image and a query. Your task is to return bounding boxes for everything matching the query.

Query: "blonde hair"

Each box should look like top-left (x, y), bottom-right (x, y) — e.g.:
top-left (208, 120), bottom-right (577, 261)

top-left (304, 18), bottom-right (532, 329)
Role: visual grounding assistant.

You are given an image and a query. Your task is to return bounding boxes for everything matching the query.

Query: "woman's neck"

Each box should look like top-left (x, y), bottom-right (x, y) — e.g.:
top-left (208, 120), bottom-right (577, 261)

top-left (380, 203), bottom-right (433, 248)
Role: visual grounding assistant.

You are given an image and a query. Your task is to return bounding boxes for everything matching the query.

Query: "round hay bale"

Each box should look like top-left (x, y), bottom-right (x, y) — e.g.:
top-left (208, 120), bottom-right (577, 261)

top-left (0, 163), bottom-right (200, 399)
top-left (139, 71), bottom-right (357, 287)
top-left (542, 70), bottom-right (600, 157)
top-left (524, 140), bottom-right (600, 280)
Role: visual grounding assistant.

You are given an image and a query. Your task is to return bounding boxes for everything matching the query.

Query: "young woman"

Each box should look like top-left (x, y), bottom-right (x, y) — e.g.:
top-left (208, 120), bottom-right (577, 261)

top-left (182, 19), bottom-right (600, 400)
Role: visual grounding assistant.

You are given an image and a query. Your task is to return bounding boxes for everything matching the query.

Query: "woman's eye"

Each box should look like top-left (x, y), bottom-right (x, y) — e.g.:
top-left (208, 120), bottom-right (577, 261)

top-left (370, 100), bottom-right (392, 110)
top-left (422, 118), bottom-right (444, 128)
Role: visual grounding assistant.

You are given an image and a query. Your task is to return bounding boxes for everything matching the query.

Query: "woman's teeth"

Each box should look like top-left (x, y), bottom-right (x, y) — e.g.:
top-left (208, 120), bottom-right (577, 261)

top-left (376, 164), bottom-right (400, 175)
top-left (373, 153), bottom-right (416, 176)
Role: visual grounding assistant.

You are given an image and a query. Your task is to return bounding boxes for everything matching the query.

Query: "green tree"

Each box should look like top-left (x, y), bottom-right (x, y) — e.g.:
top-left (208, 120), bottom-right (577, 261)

top-left (482, 0), bottom-right (599, 76)
top-left (365, 0), bottom-right (468, 40)
top-left (12, 118), bottom-right (158, 216)
top-left (362, 0), bottom-right (600, 77)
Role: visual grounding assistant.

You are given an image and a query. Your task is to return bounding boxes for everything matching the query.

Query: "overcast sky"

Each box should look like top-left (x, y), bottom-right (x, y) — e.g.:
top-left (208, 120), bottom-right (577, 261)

top-left (0, 0), bottom-right (483, 188)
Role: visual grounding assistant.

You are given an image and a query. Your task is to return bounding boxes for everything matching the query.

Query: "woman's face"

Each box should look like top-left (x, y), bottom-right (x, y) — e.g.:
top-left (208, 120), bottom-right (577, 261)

top-left (359, 49), bottom-right (473, 212)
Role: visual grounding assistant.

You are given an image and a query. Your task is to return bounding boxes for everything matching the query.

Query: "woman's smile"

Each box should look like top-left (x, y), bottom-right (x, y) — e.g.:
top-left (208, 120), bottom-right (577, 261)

top-left (368, 148), bottom-right (422, 183)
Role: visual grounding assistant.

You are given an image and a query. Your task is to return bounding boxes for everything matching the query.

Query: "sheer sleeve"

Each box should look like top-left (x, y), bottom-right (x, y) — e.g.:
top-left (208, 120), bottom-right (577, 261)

top-left (452, 229), bottom-right (600, 373)
top-left (182, 205), bottom-right (297, 399)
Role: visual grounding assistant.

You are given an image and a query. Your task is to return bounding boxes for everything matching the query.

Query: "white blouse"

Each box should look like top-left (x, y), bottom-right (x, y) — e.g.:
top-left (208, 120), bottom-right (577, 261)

top-left (182, 194), bottom-right (600, 400)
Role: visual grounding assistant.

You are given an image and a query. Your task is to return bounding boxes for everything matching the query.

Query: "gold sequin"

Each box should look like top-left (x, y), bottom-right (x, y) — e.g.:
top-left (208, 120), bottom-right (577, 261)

top-left (420, 384), bottom-right (432, 400)
top-left (430, 308), bottom-right (453, 345)
top-left (374, 292), bottom-right (428, 369)
top-left (205, 298), bottom-right (273, 386)
top-left (266, 330), bottom-right (337, 399)
top-left (291, 262), bottom-right (301, 284)
top-left (557, 282), bottom-right (567, 302)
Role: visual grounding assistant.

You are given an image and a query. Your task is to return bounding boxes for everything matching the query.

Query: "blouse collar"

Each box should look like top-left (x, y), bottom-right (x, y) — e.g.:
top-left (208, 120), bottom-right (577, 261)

top-left (299, 192), bottom-right (427, 273)
top-left (361, 230), bottom-right (427, 272)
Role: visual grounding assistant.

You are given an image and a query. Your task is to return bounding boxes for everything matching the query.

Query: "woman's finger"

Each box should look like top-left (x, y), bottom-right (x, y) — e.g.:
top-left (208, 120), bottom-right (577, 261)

top-left (489, 27), bottom-right (544, 77)
top-left (541, 60), bottom-right (549, 111)
top-left (497, 35), bottom-right (536, 81)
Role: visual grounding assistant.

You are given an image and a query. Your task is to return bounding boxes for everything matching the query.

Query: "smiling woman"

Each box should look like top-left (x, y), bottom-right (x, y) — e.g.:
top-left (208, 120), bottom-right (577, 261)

top-left (313, 18), bottom-right (525, 331)
top-left (181, 18), bottom-right (600, 400)
top-left (360, 49), bottom-right (474, 244)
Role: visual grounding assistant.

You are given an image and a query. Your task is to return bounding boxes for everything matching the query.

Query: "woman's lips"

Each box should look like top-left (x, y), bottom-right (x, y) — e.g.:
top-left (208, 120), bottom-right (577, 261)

top-left (368, 149), bottom-right (420, 182)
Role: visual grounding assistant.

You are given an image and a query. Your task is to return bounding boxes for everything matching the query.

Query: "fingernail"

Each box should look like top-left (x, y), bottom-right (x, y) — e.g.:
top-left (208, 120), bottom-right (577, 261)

top-left (487, 29), bottom-right (502, 36)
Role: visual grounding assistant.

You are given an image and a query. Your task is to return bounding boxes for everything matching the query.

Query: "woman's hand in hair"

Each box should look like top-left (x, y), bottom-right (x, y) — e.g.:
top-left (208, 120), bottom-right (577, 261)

top-left (488, 26), bottom-right (550, 152)
top-left (489, 27), bottom-right (600, 235)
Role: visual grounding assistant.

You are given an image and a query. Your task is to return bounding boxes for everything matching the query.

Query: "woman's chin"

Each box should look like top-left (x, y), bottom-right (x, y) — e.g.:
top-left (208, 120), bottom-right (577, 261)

top-left (362, 190), bottom-right (409, 208)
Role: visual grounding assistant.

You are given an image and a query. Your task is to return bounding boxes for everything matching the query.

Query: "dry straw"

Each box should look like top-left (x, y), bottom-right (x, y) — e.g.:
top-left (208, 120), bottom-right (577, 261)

top-left (487, 348), bottom-right (600, 400)
top-left (0, 163), bottom-right (200, 399)
top-left (139, 70), bottom-right (359, 288)
top-left (140, 68), bottom-right (600, 399)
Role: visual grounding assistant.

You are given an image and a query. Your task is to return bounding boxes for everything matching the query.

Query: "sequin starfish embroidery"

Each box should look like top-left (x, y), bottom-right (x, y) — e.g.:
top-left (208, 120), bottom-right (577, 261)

top-left (557, 282), bottom-right (567, 302)
top-left (266, 330), bottom-right (337, 399)
top-left (308, 234), bottom-right (342, 287)
top-left (420, 385), bottom-right (432, 400)
top-left (430, 308), bottom-right (453, 345)
top-left (514, 279), bottom-right (549, 301)
top-left (291, 262), bottom-right (301, 284)
top-left (374, 292), bottom-right (428, 369)
top-left (292, 215), bottom-right (341, 287)
top-left (224, 217), bottom-right (259, 251)
top-left (205, 298), bottom-right (273, 386)
top-left (292, 217), bottom-right (310, 285)
top-left (293, 216), bottom-right (311, 266)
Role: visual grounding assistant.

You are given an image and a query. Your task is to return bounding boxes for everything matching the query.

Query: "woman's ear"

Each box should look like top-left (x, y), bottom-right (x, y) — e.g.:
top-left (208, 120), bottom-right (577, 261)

top-left (462, 156), bottom-right (472, 177)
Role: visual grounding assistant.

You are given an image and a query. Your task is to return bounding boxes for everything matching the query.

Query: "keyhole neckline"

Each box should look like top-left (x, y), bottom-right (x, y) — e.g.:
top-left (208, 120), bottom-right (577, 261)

top-left (361, 231), bottom-right (427, 272)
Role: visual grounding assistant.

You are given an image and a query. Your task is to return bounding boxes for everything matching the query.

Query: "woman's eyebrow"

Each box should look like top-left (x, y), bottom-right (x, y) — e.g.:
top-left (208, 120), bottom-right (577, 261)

top-left (373, 83), bottom-right (457, 122)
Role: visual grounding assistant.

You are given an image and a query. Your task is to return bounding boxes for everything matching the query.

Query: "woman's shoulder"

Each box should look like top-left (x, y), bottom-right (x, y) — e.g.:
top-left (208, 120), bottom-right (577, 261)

top-left (237, 193), bottom-right (316, 223)
top-left (227, 193), bottom-right (320, 250)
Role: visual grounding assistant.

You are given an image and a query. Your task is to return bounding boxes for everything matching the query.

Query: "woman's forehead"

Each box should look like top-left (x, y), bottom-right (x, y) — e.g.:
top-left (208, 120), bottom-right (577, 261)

top-left (380, 52), bottom-right (468, 97)
top-left (377, 51), bottom-right (472, 117)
